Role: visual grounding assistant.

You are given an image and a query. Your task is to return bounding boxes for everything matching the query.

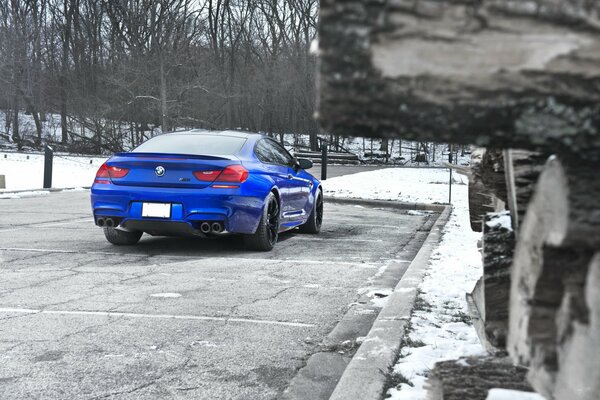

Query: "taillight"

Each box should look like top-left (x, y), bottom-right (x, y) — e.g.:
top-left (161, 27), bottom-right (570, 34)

top-left (193, 165), bottom-right (249, 184)
top-left (217, 165), bottom-right (249, 183)
top-left (94, 163), bottom-right (129, 184)
top-left (108, 165), bottom-right (129, 178)
top-left (193, 170), bottom-right (221, 182)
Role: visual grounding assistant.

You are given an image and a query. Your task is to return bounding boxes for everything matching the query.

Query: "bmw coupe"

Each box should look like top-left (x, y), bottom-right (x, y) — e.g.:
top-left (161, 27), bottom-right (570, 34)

top-left (90, 130), bottom-right (323, 251)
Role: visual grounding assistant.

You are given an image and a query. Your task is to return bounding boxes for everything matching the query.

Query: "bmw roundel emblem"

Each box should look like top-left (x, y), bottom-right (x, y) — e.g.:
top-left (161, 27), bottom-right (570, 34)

top-left (155, 166), bottom-right (165, 177)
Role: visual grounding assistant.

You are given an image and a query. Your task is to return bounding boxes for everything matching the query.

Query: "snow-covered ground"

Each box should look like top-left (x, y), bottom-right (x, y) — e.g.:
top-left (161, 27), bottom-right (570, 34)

top-left (0, 152), bottom-right (106, 192)
top-left (323, 168), bottom-right (465, 204)
top-left (324, 168), bottom-right (487, 399)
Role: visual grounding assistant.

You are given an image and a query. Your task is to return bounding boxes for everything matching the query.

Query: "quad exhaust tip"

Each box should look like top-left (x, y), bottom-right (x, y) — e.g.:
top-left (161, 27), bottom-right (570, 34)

top-left (200, 222), bottom-right (211, 234)
top-left (96, 217), bottom-right (105, 227)
top-left (105, 218), bottom-right (115, 228)
top-left (199, 221), bottom-right (224, 234)
top-left (211, 222), bottom-right (223, 233)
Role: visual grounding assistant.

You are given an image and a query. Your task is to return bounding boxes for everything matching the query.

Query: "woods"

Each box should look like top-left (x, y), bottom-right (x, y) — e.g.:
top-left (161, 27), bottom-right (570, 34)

top-left (0, 0), bottom-right (319, 152)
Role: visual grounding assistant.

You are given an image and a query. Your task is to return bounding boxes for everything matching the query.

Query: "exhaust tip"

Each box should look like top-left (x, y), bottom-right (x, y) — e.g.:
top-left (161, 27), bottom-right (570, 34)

top-left (105, 218), bottom-right (114, 228)
top-left (200, 222), bottom-right (211, 234)
top-left (211, 222), bottom-right (223, 233)
top-left (96, 218), bottom-right (105, 227)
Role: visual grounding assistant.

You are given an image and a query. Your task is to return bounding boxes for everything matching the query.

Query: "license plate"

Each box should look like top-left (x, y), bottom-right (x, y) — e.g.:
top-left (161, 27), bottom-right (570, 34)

top-left (142, 202), bottom-right (171, 218)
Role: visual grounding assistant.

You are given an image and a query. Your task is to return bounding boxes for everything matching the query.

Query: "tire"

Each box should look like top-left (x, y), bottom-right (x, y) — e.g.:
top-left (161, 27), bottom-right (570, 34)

top-left (299, 189), bottom-right (323, 234)
top-left (103, 227), bottom-right (143, 245)
top-left (244, 192), bottom-right (279, 251)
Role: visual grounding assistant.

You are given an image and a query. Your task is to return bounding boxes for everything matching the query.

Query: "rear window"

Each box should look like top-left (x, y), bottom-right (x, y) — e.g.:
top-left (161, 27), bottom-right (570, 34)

top-left (132, 134), bottom-right (246, 156)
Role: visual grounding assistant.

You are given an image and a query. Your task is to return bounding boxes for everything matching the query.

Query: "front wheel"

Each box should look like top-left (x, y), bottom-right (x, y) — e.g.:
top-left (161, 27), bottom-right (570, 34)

top-left (299, 190), bottom-right (323, 234)
top-left (244, 192), bottom-right (279, 251)
top-left (103, 227), bottom-right (143, 245)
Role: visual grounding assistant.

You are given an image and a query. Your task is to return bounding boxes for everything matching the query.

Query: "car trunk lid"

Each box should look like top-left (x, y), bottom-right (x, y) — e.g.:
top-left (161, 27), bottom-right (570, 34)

top-left (107, 152), bottom-right (240, 189)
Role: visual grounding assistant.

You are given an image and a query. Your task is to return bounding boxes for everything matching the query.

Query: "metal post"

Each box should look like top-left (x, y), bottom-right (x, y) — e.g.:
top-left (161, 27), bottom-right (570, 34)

top-left (449, 168), bottom-right (452, 205)
top-left (321, 143), bottom-right (328, 181)
top-left (448, 144), bottom-right (453, 205)
top-left (43, 145), bottom-right (53, 189)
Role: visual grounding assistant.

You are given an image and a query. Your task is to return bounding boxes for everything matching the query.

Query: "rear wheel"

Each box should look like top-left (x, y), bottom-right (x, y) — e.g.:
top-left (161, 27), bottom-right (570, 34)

top-left (245, 192), bottom-right (279, 251)
top-left (299, 189), bottom-right (323, 234)
top-left (103, 227), bottom-right (143, 245)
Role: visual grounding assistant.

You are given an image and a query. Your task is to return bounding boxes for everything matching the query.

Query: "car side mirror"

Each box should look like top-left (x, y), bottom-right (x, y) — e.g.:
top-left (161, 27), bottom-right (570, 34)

top-left (296, 158), bottom-right (313, 170)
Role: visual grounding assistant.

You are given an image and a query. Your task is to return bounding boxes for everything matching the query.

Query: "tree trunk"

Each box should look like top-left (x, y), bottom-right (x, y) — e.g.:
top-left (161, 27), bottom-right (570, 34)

top-left (60, 0), bottom-right (74, 144)
top-left (160, 57), bottom-right (168, 133)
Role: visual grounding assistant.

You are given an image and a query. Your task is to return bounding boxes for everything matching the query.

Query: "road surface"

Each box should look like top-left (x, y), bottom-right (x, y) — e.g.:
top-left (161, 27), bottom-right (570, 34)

top-left (0, 176), bottom-right (435, 399)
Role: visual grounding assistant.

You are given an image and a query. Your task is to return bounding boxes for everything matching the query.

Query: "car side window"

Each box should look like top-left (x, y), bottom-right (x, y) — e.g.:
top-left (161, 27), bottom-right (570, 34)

top-left (255, 139), bottom-right (294, 166)
top-left (267, 140), bottom-right (294, 166)
top-left (255, 139), bottom-right (276, 164)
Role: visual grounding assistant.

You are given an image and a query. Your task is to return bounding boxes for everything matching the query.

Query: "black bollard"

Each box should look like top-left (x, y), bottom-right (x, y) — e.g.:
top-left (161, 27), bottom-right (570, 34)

top-left (43, 145), bottom-right (53, 188)
top-left (321, 144), bottom-right (328, 181)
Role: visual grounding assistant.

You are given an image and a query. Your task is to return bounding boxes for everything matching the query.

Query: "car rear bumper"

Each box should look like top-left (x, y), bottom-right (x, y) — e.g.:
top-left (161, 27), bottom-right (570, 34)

top-left (91, 183), bottom-right (266, 235)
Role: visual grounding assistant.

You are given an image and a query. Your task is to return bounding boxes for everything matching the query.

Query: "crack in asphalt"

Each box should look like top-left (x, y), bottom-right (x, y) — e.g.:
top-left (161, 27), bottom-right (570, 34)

top-left (88, 356), bottom-right (194, 400)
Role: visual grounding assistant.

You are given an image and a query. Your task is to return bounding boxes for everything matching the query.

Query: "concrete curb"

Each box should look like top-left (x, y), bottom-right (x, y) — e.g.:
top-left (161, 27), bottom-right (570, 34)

top-left (328, 205), bottom-right (453, 400)
top-left (325, 196), bottom-right (447, 212)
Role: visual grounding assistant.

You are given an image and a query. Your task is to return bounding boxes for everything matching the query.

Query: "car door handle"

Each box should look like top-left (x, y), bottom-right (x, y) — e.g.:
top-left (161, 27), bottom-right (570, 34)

top-left (287, 174), bottom-right (293, 179)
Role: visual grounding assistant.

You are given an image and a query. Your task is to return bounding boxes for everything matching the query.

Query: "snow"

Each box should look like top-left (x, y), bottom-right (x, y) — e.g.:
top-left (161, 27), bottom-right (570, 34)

top-left (0, 190), bottom-right (51, 199)
top-left (0, 152), bottom-right (106, 191)
top-left (486, 389), bottom-right (546, 400)
top-left (485, 211), bottom-right (513, 231)
top-left (323, 168), bottom-right (465, 204)
top-left (323, 168), bottom-right (486, 400)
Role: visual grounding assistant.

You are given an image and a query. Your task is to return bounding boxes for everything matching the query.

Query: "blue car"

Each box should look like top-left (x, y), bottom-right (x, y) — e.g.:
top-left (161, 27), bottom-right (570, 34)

top-left (91, 130), bottom-right (323, 251)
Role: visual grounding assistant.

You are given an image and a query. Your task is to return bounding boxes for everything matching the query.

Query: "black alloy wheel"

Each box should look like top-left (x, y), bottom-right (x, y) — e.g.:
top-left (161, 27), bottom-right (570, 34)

top-left (299, 189), bottom-right (323, 234)
top-left (244, 192), bottom-right (280, 251)
top-left (266, 196), bottom-right (280, 246)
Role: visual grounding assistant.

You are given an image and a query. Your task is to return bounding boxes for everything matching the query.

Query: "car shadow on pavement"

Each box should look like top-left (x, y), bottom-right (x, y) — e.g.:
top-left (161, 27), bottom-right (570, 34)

top-left (106, 230), bottom-right (305, 257)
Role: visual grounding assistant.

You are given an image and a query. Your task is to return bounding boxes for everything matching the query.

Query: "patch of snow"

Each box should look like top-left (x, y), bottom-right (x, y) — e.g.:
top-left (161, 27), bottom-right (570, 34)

top-left (485, 211), bottom-right (513, 231)
top-left (0, 190), bottom-right (51, 199)
top-left (0, 151), bottom-right (106, 191)
top-left (364, 288), bottom-right (394, 308)
top-left (455, 358), bottom-right (471, 367)
top-left (323, 168), bottom-right (463, 204)
top-left (486, 389), bottom-right (546, 400)
top-left (406, 210), bottom-right (427, 216)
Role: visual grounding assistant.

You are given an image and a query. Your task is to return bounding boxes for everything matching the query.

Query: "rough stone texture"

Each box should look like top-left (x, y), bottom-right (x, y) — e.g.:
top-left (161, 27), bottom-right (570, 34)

top-left (425, 356), bottom-right (534, 400)
top-left (318, 0), bottom-right (600, 159)
top-left (508, 156), bottom-right (600, 398)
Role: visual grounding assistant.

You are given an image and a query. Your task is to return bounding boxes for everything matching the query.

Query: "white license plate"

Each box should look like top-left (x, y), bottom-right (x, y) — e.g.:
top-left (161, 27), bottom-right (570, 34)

top-left (142, 202), bottom-right (171, 218)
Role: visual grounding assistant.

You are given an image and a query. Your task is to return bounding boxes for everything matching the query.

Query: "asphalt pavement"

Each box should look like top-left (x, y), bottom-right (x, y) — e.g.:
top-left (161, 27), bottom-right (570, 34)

top-left (0, 182), bottom-right (436, 399)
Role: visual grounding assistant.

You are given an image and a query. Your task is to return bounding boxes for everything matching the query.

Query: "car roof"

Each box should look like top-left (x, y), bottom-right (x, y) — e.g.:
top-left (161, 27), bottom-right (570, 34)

top-left (166, 129), bottom-right (264, 140)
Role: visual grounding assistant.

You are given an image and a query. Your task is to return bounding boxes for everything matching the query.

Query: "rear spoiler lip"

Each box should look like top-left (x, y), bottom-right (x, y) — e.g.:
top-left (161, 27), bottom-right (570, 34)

top-left (112, 152), bottom-right (239, 161)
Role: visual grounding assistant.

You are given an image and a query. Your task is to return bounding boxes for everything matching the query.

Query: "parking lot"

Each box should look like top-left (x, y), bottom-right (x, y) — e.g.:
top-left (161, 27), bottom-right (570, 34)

top-left (0, 189), bottom-right (435, 399)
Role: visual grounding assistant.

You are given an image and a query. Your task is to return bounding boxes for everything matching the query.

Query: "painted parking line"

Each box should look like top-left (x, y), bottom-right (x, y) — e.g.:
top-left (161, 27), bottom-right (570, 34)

top-left (322, 222), bottom-right (412, 230)
top-left (288, 237), bottom-right (398, 243)
top-left (0, 247), bottom-right (384, 266)
top-left (0, 307), bottom-right (315, 328)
